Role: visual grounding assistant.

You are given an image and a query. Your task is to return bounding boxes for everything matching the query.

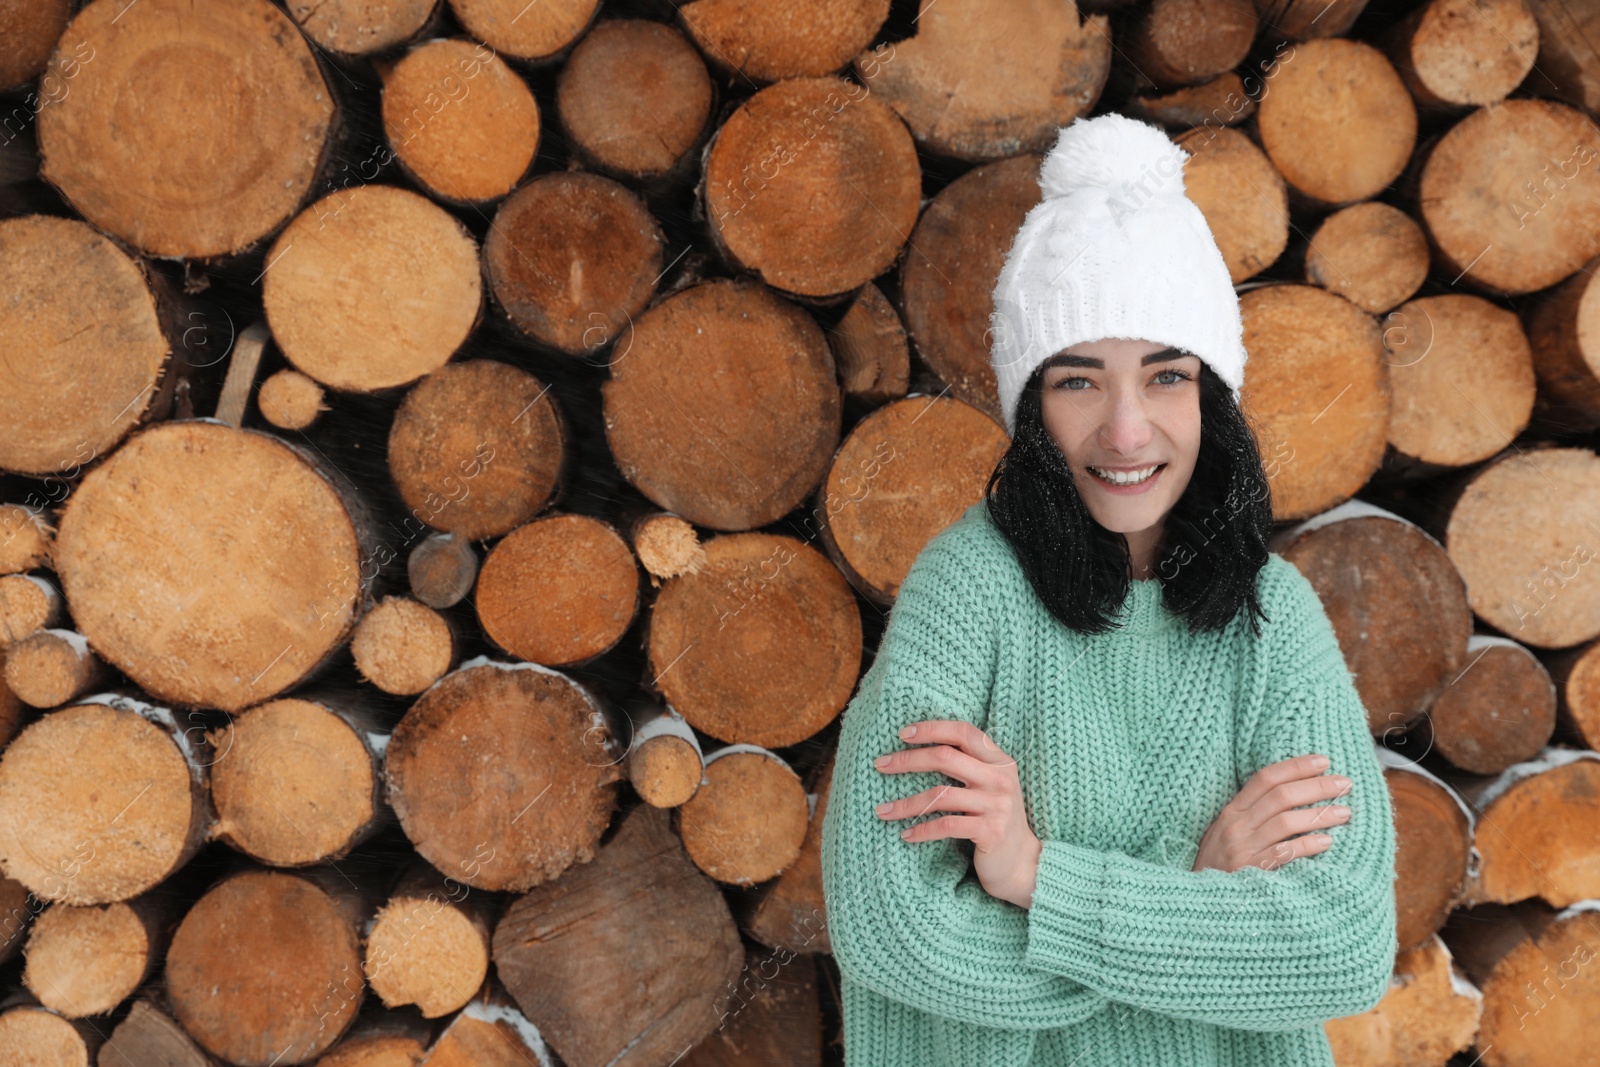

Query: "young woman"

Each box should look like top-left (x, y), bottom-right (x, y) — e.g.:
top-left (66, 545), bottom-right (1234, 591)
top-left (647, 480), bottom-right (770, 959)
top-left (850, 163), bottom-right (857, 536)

top-left (819, 115), bottom-right (1399, 1067)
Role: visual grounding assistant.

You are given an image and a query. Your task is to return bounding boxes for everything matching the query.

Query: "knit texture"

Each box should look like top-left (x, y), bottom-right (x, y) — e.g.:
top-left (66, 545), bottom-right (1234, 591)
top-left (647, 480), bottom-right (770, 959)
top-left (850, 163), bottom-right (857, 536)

top-left (819, 500), bottom-right (1399, 1067)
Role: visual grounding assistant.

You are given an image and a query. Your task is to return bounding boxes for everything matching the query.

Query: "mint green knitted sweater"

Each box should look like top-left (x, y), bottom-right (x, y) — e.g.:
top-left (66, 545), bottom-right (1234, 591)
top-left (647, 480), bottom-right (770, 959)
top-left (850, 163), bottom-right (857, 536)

top-left (820, 501), bottom-right (1398, 1066)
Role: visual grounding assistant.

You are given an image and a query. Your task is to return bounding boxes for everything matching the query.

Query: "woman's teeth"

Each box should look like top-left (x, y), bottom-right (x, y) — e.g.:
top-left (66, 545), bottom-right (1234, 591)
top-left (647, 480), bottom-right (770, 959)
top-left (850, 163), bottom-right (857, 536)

top-left (1089, 464), bottom-right (1162, 486)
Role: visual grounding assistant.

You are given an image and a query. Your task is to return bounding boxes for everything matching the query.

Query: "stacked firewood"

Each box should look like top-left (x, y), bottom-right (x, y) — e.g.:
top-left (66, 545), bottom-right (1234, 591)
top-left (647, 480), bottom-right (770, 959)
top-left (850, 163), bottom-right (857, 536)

top-left (1, 0), bottom-right (1599, 1064)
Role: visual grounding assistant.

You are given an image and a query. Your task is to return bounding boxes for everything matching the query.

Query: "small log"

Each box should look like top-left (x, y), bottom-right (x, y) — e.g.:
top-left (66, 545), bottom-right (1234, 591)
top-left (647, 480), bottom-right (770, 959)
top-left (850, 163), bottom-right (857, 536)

top-left (256, 368), bottom-right (328, 431)
top-left (1238, 284), bottom-right (1392, 521)
top-left (1546, 638), bottom-right (1600, 749)
top-left (679, 947), bottom-right (824, 1067)
top-left (846, 0), bottom-right (1112, 162)
top-left (1254, 38), bottom-right (1417, 206)
top-left (1522, 253), bottom-right (1600, 433)
top-left (814, 394), bottom-right (1005, 603)
top-left (602, 278), bottom-right (841, 531)
top-left (1126, 0), bottom-right (1258, 91)
top-left (1126, 71), bottom-right (1256, 130)
top-left (381, 38), bottom-right (538, 205)
top-left (1173, 124), bottom-right (1288, 284)
top-left (0, 995), bottom-right (104, 1064)
top-left (1381, 0), bottom-right (1539, 110)
top-left (1416, 99), bottom-right (1600, 297)
top-left (3, 628), bottom-right (108, 708)
top-left (625, 701), bottom-right (704, 808)
top-left (677, 745), bottom-right (809, 886)
top-left (491, 803), bottom-right (743, 1067)
top-left (556, 18), bottom-right (715, 181)
top-left (645, 533), bottom-right (861, 748)
top-left (0, 693), bottom-right (212, 905)
top-left (899, 153), bottom-right (1042, 422)
top-left (702, 76), bottom-right (920, 300)
top-left (0, 573), bottom-right (60, 644)
top-left (1322, 933), bottom-right (1481, 1065)
top-left (54, 421), bottom-right (377, 711)
top-left (476, 513), bottom-right (640, 668)
top-left (676, 0), bottom-right (888, 82)
top-left (207, 695), bottom-right (391, 866)
top-left (446, 0), bottom-right (601, 63)
top-left (213, 320), bottom-right (270, 430)
top-left (0, 504), bottom-right (54, 574)
top-left (1524, 0), bottom-right (1600, 116)
top-left (98, 995), bottom-right (219, 1067)
top-left (1272, 500), bottom-right (1472, 733)
top-left (263, 184), bottom-right (482, 392)
top-left (385, 658), bottom-right (624, 892)
top-left (166, 865), bottom-right (371, 1065)
top-left (1407, 636), bottom-right (1556, 774)
top-left (1254, 0), bottom-right (1372, 40)
top-left (0, 0), bottom-right (72, 91)
top-left (1377, 749), bottom-right (1475, 953)
top-left (742, 754), bottom-right (833, 956)
top-left (1442, 748), bottom-right (1600, 907)
top-left (365, 859), bottom-right (496, 1019)
top-left (24, 891), bottom-right (171, 1017)
top-left (624, 510), bottom-right (707, 587)
top-left (284, 0), bottom-right (442, 57)
top-left (36, 0), bottom-right (336, 259)
top-left (388, 359), bottom-right (567, 542)
top-left (1304, 200), bottom-right (1429, 315)
top-left (351, 596), bottom-right (455, 696)
top-left (483, 171), bottom-right (665, 354)
top-left (1442, 445), bottom-right (1600, 648)
top-left (827, 282), bottom-right (910, 407)
top-left (408, 532), bottom-right (480, 609)
top-left (425, 979), bottom-right (555, 1064)
top-left (313, 1012), bottom-right (430, 1067)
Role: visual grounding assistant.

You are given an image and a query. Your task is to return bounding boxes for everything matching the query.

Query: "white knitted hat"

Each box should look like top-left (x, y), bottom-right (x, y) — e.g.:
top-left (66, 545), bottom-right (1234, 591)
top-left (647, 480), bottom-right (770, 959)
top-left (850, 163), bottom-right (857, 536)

top-left (988, 113), bottom-right (1247, 436)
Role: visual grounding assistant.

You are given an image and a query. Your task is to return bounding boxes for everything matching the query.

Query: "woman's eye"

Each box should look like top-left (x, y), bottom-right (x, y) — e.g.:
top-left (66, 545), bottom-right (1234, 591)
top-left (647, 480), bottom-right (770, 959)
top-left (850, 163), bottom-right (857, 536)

top-left (1156, 369), bottom-right (1193, 386)
top-left (1053, 376), bottom-right (1089, 390)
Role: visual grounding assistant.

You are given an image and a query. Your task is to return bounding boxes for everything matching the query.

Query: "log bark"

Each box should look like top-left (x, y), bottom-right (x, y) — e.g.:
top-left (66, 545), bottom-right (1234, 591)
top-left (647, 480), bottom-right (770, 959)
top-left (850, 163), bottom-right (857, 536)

top-left (679, 947), bottom-right (825, 1067)
top-left (602, 278), bottom-right (841, 531)
top-left (350, 596), bottom-right (455, 696)
top-left (483, 171), bottom-right (665, 354)
top-left (677, 745), bottom-right (809, 886)
top-left (491, 802), bottom-right (743, 1067)
top-left (676, 0), bottom-right (889, 82)
top-left (1321, 934), bottom-right (1481, 1065)
top-left (388, 359), bottom-right (567, 542)
top-left (645, 533), bottom-right (861, 748)
top-left (364, 859), bottom-right (496, 1019)
top-left (1407, 637), bottom-right (1556, 774)
top-left (263, 184), bottom-right (482, 393)
top-left (1238, 284), bottom-right (1392, 521)
top-left (385, 658), bottom-right (625, 892)
top-left (814, 394), bottom-right (1006, 604)
top-left (1303, 200), bottom-right (1429, 315)
top-left (3, 628), bottom-right (108, 709)
top-left (1173, 124), bottom-right (1288, 284)
top-left (1381, 0), bottom-right (1539, 110)
top-left (425, 979), bottom-right (556, 1064)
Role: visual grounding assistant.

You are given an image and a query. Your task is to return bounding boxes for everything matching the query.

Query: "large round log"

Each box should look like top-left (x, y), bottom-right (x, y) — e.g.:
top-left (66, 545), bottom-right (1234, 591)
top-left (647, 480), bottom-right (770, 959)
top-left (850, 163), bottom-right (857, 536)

top-left (364, 860), bottom-right (494, 1018)
top-left (1303, 200), bottom-right (1429, 314)
top-left (1173, 124), bottom-right (1288, 283)
top-left (24, 893), bottom-right (168, 1017)
top-left (677, 746), bottom-right (809, 886)
top-left (1408, 636), bottom-right (1556, 775)
top-left (1381, 0), bottom-right (1539, 109)
top-left (349, 595), bottom-right (455, 695)
top-left (676, 0), bottom-right (889, 82)
top-left (1125, 0), bottom-right (1257, 91)
top-left (55, 421), bottom-right (374, 711)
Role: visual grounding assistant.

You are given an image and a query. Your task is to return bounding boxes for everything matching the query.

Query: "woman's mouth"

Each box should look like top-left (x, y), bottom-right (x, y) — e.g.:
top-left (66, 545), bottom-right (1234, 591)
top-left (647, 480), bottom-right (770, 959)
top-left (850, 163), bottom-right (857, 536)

top-left (1087, 463), bottom-right (1166, 491)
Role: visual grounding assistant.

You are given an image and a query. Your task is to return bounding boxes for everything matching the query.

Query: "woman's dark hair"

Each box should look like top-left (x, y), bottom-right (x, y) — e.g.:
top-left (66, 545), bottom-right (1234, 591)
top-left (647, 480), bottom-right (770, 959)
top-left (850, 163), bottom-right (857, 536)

top-left (983, 356), bottom-right (1274, 638)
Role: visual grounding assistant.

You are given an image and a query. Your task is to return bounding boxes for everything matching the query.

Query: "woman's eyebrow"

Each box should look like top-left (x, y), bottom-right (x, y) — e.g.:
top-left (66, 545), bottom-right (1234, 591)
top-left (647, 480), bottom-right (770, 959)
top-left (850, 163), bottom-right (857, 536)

top-left (1042, 347), bottom-right (1189, 370)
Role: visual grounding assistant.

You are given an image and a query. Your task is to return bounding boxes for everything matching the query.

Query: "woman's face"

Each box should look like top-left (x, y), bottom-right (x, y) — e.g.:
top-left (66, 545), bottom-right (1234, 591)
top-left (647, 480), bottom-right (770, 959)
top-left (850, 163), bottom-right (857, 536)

top-left (1038, 337), bottom-right (1202, 543)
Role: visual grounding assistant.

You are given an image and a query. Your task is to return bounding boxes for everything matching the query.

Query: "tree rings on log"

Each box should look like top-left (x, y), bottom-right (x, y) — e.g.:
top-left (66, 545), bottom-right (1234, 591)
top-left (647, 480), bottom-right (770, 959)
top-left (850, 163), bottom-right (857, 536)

top-left (1418, 99), bottom-right (1600, 296)
top-left (484, 171), bottom-right (665, 355)
top-left (447, 0), bottom-right (600, 62)
top-left (602, 278), bottom-right (841, 531)
top-left (0, 215), bottom-right (177, 477)
top-left (55, 422), bottom-right (370, 711)
top-left (1255, 38), bottom-right (1417, 206)
top-left (678, 746), bottom-right (808, 885)
top-left (1304, 201), bottom-right (1429, 314)
top-left (284, 0), bottom-right (440, 57)
top-left (381, 38), bottom-right (538, 205)
top-left (557, 19), bottom-right (713, 181)
top-left (385, 659), bottom-right (623, 892)
top-left (848, 1), bottom-right (1112, 162)
top-left (1274, 501), bottom-right (1472, 732)
top-left (264, 184), bottom-right (482, 392)
top-left (816, 394), bottom-right (1008, 603)
top-left (702, 76), bottom-right (920, 299)
top-left (1239, 285), bottom-right (1391, 521)
top-left (350, 596), bottom-right (454, 695)
top-left (1382, 0), bottom-right (1538, 110)
top-left (1445, 446), bottom-right (1600, 647)
top-left (1173, 125), bottom-right (1288, 284)
top-left (476, 513), bottom-right (639, 667)
top-left (0, 698), bottom-right (209, 905)
top-left (646, 533), bottom-right (861, 747)
top-left (387, 359), bottom-right (566, 541)
top-left (165, 868), bottom-right (366, 1064)
top-left (490, 803), bottom-right (743, 1067)
top-left (899, 153), bottom-right (1042, 421)
top-left (676, 0), bottom-right (890, 82)
top-left (36, 0), bottom-right (335, 259)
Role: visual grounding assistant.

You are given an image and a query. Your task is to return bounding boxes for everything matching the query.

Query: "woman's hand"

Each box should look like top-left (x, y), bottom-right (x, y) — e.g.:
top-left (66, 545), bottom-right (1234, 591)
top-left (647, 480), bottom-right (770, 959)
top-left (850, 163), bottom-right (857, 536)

top-left (1191, 753), bottom-right (1352, 873)
top-left (873, 719), bottom-right (1041, 909)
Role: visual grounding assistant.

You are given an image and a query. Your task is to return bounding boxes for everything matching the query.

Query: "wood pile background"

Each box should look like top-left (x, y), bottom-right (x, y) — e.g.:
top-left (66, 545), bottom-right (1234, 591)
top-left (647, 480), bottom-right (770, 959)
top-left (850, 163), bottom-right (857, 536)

top-left (3, 0), bottom-right (1600, 1064)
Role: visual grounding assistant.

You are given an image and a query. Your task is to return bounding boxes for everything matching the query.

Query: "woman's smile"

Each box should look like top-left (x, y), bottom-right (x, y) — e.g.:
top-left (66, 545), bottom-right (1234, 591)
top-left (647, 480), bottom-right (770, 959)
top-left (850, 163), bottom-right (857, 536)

top-left (1087, 462), bottom-right (1167, 492)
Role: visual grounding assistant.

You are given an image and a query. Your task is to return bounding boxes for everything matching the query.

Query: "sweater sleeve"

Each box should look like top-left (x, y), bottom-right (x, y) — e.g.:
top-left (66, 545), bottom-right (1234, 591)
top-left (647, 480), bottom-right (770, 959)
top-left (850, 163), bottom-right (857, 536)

top-left (1020, 558), bottom-right (1399, 1032)
top-left (819, 521), bottom-right (1108, 1032)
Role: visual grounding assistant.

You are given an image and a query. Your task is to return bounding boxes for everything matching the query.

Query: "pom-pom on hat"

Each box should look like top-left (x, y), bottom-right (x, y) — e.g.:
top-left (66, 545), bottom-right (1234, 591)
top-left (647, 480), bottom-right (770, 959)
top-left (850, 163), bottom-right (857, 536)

top-left (988, 113), bottom-right (1247, 436)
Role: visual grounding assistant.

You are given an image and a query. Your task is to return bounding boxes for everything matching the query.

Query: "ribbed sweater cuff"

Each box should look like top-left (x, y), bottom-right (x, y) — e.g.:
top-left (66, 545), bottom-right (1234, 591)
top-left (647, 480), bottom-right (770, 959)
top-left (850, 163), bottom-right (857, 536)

top-left (1023, 839), bottom-right (1108, 981)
